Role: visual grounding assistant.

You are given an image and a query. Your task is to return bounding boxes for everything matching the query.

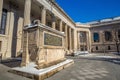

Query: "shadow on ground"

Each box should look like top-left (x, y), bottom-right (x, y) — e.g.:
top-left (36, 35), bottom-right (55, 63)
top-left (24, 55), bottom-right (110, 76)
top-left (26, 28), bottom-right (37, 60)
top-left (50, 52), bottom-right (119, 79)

top-left (0, 58), bottom-right (21, 68)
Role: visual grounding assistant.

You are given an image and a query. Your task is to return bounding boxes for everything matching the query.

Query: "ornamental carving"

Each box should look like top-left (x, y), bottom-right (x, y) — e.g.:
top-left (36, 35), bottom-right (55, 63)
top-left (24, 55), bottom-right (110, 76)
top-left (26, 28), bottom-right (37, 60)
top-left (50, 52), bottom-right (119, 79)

top-left (44, 33), bottom-right (62, 46)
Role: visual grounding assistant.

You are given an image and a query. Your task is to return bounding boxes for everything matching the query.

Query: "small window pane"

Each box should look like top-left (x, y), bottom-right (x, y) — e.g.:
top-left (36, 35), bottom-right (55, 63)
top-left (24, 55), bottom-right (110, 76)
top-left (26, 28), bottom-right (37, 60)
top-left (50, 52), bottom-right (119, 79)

top-left (93, 33), bottom-right (99, 42)
top-left (0, 9), bottom-right (7, 34)
top-left (0, 41), bottom-right (2, 51)
top-left (108, 46), bottom-right (111, 50)
top-left (105, 31), bottom-right (112, 41)
top-left (79, 32), bottom-right (87, 43)
top-left (118, 30), bottom-right (120, 39)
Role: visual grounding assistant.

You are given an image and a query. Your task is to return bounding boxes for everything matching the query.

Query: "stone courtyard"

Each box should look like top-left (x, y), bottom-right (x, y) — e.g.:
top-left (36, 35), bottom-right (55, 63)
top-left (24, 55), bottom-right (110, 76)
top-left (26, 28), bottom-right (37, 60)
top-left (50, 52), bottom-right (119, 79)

top-left (0, 53), bottom-right (120, 80)
top-left (46, 54), bottom-right (120, 80)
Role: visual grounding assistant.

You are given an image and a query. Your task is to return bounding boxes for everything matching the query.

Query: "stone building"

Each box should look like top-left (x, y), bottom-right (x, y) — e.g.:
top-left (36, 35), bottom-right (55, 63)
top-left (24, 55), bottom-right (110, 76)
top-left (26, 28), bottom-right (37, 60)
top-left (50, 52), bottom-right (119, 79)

top-left (0, 0), bottom-right (77, 60)
top-left (76, 17), bottom-right (120, 53)
top-left (75, 23), bottom-right (91, 53)
top-left (0, 0), bottom-right (120, 61)
top-left (89, 17), bottom-right (120, 53)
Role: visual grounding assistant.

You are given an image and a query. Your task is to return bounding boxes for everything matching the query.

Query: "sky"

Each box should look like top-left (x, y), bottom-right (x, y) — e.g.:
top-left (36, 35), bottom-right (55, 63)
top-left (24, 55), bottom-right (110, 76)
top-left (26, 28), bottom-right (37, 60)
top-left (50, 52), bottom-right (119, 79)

top-left (56, 0), bottom-right (120, 23)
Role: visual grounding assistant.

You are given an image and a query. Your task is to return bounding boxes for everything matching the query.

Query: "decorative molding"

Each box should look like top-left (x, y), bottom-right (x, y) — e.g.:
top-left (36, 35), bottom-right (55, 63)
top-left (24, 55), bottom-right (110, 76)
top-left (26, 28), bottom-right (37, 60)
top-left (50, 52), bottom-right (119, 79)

top-left (24, 23), bottom-right (65, 36)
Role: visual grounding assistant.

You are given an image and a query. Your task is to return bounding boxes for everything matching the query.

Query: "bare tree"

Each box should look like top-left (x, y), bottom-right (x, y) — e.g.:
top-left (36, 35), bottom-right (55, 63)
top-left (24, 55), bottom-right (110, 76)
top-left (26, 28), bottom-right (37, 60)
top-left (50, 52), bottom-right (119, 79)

top-left (113, 27), bottom-right (120, 54)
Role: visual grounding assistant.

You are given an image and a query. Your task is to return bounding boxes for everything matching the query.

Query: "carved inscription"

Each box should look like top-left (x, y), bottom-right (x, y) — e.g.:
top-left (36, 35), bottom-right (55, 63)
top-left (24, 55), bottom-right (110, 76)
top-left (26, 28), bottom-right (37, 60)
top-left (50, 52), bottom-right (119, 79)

top-left (44, 33), bottom-right (62, 46)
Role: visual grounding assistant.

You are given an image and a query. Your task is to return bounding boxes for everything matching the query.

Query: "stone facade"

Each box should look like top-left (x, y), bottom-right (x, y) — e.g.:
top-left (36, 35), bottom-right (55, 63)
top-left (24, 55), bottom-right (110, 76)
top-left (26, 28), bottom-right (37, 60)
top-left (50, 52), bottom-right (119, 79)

top-left (0, 0), bottom-right (76, 60)
top-left (89, 19), bottom-right (120, 53)
top-left (76, 18), bottom-right (120, 53)
top-left (0, 0), bottom-right (120, 61)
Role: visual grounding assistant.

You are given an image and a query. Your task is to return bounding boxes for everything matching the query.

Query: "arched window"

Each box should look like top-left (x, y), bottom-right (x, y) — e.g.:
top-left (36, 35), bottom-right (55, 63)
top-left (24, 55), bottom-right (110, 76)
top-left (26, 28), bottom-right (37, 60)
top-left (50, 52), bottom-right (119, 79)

top-left (105, 31), bottom-right (112, 41)
top-left (93, 33), bottom-right (99, 42)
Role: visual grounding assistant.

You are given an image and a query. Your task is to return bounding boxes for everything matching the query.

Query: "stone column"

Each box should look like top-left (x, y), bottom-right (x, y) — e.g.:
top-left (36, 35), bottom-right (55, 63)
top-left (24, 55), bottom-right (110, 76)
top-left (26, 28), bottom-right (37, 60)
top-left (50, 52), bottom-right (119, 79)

top-left (23, 0), bottom-right (31, 26)
top-left (5, 11), bottom-right (14, 58)
top-left (16, 17), bottom-right (24, 57)
top-left (41, 7), bottom-right (46, 25)
top-left (73, 29), bottom-right (77, 52)
top-left (69, 27), bottom-right (72, 51)
top-left (52, 21), bottom-right (56, 29)
top-left (65, 24), bottom-right (68, 50)
top-left (88, 31), bottom-right (92, 52)
top-left (59, 20), bottom-right (62, 32)
top-left (100, 31), bottom-right (104, 43)
top-left (21, 0), bottom-right (31, 66)
top-left (77, 32), bottom-right (80, 50)
top-left (0, 0), bottom-right (3, 27)
top-left (86, 32), bottom-right (90, 52)
top-left (21, 30), bottom-right (29, 66)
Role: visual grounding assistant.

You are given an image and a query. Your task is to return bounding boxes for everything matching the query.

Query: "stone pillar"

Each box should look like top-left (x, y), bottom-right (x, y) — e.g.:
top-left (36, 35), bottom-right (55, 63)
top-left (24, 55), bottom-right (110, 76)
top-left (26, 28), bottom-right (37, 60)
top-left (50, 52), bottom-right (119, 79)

top-left (4, 9), bottom-right (15, 58)
top-left (88, 31), bottom-right (92, 52)
top-left (52, 21), bottom-right (56, 29)
top-left (69, 27), bottom-right (72, 51)
top-left (65, 24), bottom-right (68, 50)
top-left (86, 32), bottom-right (90, 52)
top-left (59, 20), bottom-right (62, 32)
top-left (23, 0), bottom-right (31, 26)
top-left (21, 0), bottom-right (31, 66)
top-left (73, 29), bottom-right (77, 52)
top-left (77, 32), bottom-right (80, 50)
top-left (0, 0), bottom-right (3, 27)
top-left (100, 31), bottom-right (103, 43)
top-left (41, 7), bottom-right (46, 25)
top-left (16, 17), bottom-right (24, 57)
top-left (21, 30), bottom-right (29, 66)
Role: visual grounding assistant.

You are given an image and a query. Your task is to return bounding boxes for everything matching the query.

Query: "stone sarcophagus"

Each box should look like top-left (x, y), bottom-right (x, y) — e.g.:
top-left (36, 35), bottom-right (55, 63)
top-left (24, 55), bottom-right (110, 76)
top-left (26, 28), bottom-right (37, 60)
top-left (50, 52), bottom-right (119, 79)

top-left (21, 24), bottom-right (65, 69)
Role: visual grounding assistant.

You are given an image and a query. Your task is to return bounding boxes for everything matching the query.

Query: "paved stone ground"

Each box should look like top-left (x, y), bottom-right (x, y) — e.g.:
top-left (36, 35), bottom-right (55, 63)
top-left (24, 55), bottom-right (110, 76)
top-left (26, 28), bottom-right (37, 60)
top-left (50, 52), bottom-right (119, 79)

top-left (46, 54), bottom-right (120, 80)
top-left (0, 60), bottom-right (33, 80)
top-left (0, 53), bottom-right (120, 80)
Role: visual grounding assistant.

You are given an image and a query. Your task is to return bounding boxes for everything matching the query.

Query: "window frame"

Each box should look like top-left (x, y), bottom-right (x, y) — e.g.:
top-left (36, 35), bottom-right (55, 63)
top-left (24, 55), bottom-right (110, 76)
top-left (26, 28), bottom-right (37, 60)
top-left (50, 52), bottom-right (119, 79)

top-left (93, 32), bottom-right (100, 42)
top-left (0, 8), bottom-right (8, 35)
top-left (104, 31), bottom-right (112, 41)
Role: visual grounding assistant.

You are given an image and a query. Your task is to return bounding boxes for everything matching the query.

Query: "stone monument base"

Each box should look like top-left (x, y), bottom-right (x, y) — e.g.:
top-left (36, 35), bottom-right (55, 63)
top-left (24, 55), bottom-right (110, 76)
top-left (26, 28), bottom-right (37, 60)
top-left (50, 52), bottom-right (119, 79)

top-left (36, 58), bottom-right (66, 69)
top-left (9, 59), bottom-right (74, 80)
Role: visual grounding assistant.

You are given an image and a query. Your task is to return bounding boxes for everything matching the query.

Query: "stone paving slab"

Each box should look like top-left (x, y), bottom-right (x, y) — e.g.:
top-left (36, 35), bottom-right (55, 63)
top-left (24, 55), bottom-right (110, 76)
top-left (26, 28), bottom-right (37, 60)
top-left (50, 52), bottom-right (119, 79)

top-left (0, 62), bottom-right (32, 80)
top-left (46, 54), bottom-right (120, 80)
top-left (10, 59), bottom-right (74, 80)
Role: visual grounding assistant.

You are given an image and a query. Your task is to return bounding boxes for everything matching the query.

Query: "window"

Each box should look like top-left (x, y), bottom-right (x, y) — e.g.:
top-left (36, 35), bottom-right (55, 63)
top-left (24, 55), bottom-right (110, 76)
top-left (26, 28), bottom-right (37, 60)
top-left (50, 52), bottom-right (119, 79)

top-left (93, 33), bottom-right (99, 42)
top-left (80, 45), bottom-right (87, 51)
top-left (79, 32), bottom-right (87, 43)
top-left (108, 46), bottom-right (111, 50)
top-left (0, 9), bottom-right (7, 34)
top-left (118, 30), bottom-right (120, 40)
top-left (105, 31), bottom-right (112, 41)
top-left (0, 41), bottom-right (2, 51)
top-left (96, 46), bottom-right (98, 50)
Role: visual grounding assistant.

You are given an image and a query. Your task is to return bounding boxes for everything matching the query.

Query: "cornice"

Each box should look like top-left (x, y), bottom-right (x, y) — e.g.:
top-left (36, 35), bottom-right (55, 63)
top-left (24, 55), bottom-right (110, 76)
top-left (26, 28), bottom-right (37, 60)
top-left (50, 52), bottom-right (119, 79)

top-left (46, 0), bottom-right (75, 26)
